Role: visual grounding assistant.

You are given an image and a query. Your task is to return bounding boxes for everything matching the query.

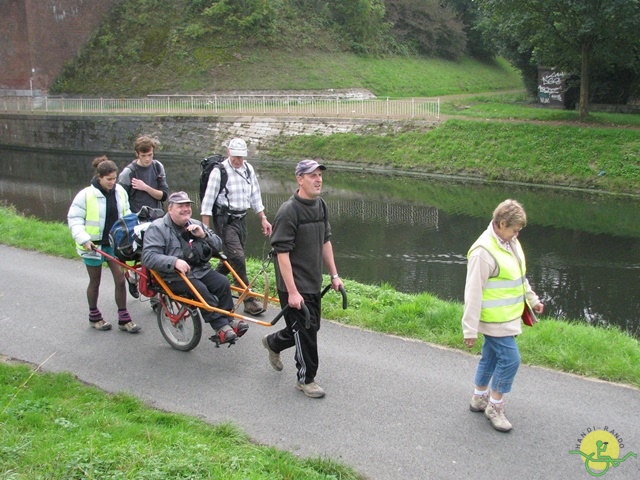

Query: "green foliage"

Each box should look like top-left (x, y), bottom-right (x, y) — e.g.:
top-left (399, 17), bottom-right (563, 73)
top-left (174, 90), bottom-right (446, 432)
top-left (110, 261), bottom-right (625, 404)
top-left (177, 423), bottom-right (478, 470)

top-left (199, 0), bottom-right (279, 42)
top-left (476, 0), bottom-right (640, 114)
top-left (386, 0), bottom-right (467, 60)
top-left (322, 0), bottom-right (392, 54)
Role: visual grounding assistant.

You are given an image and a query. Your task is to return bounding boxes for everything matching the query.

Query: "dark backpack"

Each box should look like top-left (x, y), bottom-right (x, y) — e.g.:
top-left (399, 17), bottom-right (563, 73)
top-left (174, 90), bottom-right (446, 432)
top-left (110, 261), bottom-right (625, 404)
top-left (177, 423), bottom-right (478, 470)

top-left (109, 206), bottom-right (163, 262)
top-left (199, 154), bottom-right (227, 204)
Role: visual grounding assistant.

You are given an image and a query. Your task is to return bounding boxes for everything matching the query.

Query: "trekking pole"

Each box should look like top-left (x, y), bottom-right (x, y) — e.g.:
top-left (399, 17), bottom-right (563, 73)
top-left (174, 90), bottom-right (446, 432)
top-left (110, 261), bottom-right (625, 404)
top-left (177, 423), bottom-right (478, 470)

top-left (270, 284), bottom-right (346, 328)
top-left (270, 303), bottom-right (311, 328)
top-left (321, 283), bottom-right (348, 309)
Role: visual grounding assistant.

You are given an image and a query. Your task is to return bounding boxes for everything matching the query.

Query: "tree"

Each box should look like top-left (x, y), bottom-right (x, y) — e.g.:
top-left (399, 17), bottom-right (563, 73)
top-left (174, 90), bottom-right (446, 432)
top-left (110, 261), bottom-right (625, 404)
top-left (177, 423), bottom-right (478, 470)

top-left (325, 0), bottom-right (391, 53)
top-left (477, 0), bottom-right (640, 119)
top-left (442, 0), bottom-right (495, 60)
top-left (385, 0), bottom-right (467, 60)
top-left (197, 0), bottom-right (279, 40)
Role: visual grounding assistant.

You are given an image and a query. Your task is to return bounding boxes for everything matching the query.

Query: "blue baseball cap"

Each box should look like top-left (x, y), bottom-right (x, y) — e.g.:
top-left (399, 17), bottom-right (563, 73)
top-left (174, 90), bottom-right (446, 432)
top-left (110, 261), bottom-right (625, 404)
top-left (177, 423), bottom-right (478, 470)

top-left (295, 159), bottom-right (326, 176)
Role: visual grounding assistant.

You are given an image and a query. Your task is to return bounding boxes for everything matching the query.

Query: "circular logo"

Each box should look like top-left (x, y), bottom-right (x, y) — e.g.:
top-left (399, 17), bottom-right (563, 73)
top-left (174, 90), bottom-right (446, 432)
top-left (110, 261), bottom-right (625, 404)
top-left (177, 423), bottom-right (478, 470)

top-left (578, 430), bottom-right (620, 474)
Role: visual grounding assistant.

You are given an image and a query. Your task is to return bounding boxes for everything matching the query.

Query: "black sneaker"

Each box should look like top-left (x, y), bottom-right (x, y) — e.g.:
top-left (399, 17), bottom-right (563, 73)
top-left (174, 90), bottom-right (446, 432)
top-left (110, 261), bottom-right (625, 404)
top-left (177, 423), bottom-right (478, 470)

top-left (127, 279), bottom-right (139, 299)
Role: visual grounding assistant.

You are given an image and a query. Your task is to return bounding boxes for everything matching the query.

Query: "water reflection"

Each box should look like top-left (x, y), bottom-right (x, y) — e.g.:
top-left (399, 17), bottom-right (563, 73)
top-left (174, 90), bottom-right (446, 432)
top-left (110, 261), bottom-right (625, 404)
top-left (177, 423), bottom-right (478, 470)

top-left (1, 147), bottom-right (639, 337)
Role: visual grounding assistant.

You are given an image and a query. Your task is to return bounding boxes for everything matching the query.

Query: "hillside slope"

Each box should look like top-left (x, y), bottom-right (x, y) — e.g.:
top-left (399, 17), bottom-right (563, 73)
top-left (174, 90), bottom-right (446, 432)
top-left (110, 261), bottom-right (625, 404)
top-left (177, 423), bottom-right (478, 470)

top-left (51, 0), bottom-right (522, 97)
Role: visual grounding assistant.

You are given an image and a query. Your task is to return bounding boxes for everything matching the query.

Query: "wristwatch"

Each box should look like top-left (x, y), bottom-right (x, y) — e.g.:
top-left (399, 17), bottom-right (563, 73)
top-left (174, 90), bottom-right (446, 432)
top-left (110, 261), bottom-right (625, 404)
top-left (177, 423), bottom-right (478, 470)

top-left (331, 274), bottom-right (340, 279)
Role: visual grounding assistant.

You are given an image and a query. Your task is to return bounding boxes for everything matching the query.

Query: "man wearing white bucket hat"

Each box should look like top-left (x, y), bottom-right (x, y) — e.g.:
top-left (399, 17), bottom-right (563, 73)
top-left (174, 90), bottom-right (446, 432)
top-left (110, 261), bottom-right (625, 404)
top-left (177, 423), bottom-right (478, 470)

top-left (200, 138), bottom-right (272, 316)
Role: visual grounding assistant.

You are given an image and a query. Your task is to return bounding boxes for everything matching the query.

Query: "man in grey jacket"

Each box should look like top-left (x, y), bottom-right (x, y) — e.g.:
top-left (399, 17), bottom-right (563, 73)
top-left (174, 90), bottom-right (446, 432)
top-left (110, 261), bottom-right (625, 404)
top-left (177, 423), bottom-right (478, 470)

top-left (141, 191), bottom-right (248, 344)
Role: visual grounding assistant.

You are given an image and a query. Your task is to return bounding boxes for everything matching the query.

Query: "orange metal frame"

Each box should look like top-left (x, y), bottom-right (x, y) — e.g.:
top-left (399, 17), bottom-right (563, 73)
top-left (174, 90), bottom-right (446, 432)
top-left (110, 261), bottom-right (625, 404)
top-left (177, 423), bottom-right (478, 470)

top-left (148, 267), bottom-right (276, 327)
top-left (94, 247), bottom-right (280, 328)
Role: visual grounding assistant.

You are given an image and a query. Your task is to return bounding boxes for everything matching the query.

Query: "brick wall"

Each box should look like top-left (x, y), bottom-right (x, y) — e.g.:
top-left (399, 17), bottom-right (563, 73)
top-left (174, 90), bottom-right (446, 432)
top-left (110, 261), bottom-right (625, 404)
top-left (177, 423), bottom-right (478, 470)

top-left (0, 0), bottom-right (120, 91)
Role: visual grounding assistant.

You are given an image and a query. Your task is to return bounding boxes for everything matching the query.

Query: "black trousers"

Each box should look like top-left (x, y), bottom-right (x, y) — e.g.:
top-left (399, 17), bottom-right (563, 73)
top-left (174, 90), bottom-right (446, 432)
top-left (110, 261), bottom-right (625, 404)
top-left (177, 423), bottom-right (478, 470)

top-left (167, 269), bottom-right (234, 330)
top-left (213, 214), bottom-right (249, 287)
top-left (268, 290), bottom-right (322, 384)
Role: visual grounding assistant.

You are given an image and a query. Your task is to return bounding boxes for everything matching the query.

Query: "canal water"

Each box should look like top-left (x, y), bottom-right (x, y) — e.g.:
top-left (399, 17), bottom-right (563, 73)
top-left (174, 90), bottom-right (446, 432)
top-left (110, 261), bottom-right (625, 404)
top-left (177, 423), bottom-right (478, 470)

top-left (1, 147), bottom-right (639, 336)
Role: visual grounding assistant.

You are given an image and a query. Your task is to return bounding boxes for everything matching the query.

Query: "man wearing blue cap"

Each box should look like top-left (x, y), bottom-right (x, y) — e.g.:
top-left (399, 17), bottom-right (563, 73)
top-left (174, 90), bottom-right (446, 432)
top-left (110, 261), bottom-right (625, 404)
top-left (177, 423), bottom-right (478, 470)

top-left (262, 160), bottom-right (344, 398)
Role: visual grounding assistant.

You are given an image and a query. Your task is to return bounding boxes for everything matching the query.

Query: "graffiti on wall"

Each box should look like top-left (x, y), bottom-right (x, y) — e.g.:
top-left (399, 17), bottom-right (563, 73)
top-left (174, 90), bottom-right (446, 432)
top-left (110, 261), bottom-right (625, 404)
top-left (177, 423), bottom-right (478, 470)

top-left (538, 68), bottom-right (566, 106)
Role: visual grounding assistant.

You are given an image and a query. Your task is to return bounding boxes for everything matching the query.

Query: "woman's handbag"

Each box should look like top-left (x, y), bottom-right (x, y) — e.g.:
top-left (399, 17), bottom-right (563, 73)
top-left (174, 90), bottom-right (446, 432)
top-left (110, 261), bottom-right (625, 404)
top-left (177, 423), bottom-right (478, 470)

top-left (522, 303), bottom-right (538, 327)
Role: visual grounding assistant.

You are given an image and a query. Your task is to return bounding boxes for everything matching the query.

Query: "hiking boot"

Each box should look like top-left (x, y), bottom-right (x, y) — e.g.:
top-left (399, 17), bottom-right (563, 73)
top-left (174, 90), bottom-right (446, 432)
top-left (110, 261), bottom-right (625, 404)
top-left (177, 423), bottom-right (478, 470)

top-left (90, 319), bottom-right (111, 331)
top-left (469, 392), bottom-right (490, 412)
top-left (217, 325), bottom-right (237, 344)
top-left (262, 335), bottom-right (283, 371)
top-left (118, 321), bottom-right (142, 333)
top-left (231, 319), bottom-right (249, 338)
top-left (244, 298), bottom-right (265, 316)
top-left (296, 381), bottom-right (326, 398)
top-left (484, 401), bottom-right (513, 432)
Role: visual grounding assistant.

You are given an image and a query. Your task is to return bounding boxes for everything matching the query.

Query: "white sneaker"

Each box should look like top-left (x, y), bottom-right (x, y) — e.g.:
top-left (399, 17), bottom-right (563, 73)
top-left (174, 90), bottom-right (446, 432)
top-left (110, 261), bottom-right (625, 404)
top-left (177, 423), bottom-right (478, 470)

top-left (484, 401), bottom-right (513, 432)
top-left (469, 392), bottom-right (489, 412)
top-left (296, 381), bottom-right (326, 398)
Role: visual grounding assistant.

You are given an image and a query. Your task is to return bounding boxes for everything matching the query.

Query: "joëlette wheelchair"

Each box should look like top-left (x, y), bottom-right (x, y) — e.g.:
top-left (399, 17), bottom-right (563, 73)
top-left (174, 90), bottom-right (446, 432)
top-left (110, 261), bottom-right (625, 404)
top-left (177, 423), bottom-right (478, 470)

top-left (95, 248), bottom-right (345, 351)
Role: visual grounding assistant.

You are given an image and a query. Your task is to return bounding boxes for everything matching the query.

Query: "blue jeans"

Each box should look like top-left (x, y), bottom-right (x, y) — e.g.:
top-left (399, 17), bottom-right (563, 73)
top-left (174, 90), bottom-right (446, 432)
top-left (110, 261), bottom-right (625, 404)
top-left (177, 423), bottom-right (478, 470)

top-left (474, 335), bottom-right (521, 394)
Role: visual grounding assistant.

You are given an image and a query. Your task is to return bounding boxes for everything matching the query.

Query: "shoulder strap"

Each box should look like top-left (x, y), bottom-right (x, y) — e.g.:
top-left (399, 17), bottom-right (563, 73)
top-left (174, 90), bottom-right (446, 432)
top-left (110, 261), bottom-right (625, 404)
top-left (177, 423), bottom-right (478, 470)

top-left (292, 197), bottom-right (327, 226)
top-left (217, 163), bottom-right (228, 193)
top-left (212, 162), bottom-right (230, 214)
top-left (127, 161), bottom-right (138, 179)
top-left (128, 160), bottom-right (160, 180)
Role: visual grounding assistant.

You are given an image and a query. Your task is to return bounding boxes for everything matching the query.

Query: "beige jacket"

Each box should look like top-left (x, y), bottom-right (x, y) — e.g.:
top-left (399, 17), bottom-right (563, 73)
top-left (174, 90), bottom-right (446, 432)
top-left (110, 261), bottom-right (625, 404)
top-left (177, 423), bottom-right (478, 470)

top-left (462, 223), bottom-right (541, 339)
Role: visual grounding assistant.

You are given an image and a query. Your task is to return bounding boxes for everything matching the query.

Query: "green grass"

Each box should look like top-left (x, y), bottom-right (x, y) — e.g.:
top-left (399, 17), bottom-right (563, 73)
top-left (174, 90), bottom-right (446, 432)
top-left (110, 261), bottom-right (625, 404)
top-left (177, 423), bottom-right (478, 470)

top-left (440, 92), bottom-right (640, 127)
top-left (56, 49), bottom-right (524, 97)
top-left (263, 119), bottom-right (640, 195)
top-left (0, 361), bottom-right (360, 479)
top-left (55, 43), bottom-right (523, 97)
top-left (317, 280), bottom-right (640, 388)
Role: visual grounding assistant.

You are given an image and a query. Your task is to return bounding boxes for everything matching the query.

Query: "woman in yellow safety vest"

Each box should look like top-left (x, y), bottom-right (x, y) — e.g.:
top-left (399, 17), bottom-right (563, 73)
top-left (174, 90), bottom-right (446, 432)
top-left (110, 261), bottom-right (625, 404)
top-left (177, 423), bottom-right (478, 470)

top-left (462, 199), bottom-right (544, 432)
top-left (68, 156), bottom-right (141, 333)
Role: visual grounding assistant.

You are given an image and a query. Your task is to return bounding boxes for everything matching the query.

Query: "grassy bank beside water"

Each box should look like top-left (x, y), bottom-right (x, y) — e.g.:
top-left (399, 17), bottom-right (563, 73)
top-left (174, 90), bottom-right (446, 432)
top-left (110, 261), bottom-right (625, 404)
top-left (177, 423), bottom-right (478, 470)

top-left (1, 205), bottom-right (639, 477)
top-left (264, 115), bottom-right (640, 196)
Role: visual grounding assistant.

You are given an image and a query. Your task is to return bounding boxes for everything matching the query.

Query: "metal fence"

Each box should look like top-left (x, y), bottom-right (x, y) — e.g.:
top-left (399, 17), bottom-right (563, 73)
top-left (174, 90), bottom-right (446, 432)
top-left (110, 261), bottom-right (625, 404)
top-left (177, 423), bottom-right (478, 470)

top-left (0, 94), bottom-right (439, 119)
top-left (261, 194), bottom-right (439, 227)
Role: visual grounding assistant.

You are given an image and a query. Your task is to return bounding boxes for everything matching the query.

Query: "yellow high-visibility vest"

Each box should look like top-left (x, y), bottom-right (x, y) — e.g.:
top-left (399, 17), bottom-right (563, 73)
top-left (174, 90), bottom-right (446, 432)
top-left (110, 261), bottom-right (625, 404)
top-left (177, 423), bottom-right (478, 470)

top-left (75, 186), bottom-right (127, 250)
top-left (468, 231), bottom-right (526, 323)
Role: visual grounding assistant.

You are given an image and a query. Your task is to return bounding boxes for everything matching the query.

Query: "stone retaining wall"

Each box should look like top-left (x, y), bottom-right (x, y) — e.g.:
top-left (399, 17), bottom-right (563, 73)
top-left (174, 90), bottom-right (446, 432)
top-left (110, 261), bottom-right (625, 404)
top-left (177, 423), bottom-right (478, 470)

top-left (0, 114), bottom-right (438, 157)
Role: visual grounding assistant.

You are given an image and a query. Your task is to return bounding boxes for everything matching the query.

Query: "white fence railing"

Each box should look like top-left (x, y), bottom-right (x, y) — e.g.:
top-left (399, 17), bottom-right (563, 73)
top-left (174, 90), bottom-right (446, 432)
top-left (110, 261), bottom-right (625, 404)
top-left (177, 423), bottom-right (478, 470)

top-left (0, 94), bottom-right (439, 119)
